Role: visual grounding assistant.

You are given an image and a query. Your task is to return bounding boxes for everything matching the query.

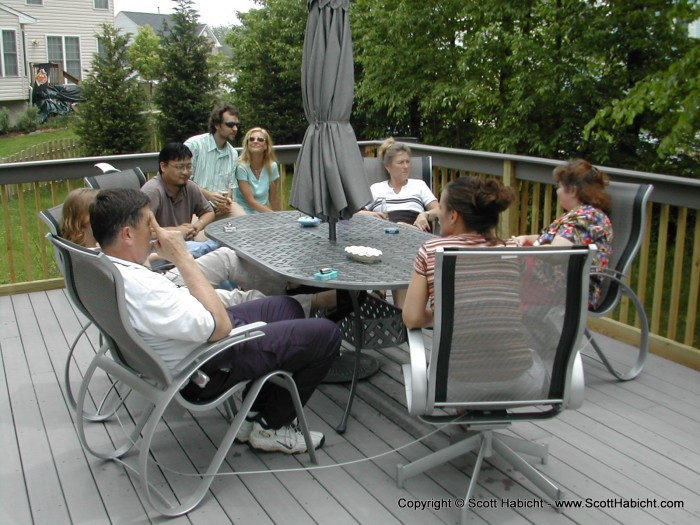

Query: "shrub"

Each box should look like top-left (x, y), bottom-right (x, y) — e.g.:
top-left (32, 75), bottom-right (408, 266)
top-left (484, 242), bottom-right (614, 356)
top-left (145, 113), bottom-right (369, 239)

top-left (42, 113), bottom-right (76, 130)
top-left (0, 107), bottom-right (10, 135)
top-left (15, 106), bottom-right (39, 133)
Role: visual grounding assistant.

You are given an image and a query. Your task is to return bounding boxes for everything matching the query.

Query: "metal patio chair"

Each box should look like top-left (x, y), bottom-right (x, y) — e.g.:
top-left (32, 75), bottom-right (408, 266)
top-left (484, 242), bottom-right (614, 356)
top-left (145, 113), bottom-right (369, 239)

top-left (84, 166), bottom-right (147, 190)
top-left (585, 181), bottom-right (653, 380)
top-left (48, 234), bottom-right (319, 516)
top-left (40, 206), bottom-right (124, 420)
top-left (397, 245), bottom-right (595, 524)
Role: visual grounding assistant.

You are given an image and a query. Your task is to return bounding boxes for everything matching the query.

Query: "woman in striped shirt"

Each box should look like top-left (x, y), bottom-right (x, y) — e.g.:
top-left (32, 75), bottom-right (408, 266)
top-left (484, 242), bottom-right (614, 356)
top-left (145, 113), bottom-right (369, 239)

top-left (357, 138), bottom-right (438, 232)
top-left (402, 177), bottom-right (516, 329)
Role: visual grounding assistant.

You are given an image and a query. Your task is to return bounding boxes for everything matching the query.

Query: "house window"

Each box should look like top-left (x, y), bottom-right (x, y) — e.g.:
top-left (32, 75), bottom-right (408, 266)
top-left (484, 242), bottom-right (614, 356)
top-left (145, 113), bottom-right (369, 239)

top-left (26, 0), bottom-right (43, 5)
top-left (47, 36), bottom-right (82, 81)
top-left (94, 0), bottom-right (108, 9)
top-left (1, 30), bottom-right (19, 76)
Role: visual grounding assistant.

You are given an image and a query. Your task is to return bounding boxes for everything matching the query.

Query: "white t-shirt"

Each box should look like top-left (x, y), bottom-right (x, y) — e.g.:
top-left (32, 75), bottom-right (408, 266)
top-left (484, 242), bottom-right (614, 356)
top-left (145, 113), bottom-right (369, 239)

top-left (109, 256), bottom-right (216, 370)
top-left (366, 179), bottom-right (436, 216)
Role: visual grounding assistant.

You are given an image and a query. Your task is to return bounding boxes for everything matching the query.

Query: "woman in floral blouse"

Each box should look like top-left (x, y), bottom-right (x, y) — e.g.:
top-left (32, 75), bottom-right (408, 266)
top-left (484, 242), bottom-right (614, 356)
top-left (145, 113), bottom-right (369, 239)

top-left (515, 159), bottom-right (613, 308)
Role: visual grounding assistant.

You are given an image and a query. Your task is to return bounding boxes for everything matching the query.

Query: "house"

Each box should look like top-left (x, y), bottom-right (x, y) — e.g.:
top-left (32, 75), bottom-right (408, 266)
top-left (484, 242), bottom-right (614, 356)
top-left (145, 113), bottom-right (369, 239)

top-left (114, 11), bottom-right (223, 55)
top-left (0, 0), bottom-right (113, 118)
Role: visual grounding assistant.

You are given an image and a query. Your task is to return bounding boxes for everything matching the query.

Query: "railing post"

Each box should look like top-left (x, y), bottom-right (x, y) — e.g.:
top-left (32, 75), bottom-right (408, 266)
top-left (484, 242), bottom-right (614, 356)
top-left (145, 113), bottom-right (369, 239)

top-left (500, 159), bottom-right (518, 238)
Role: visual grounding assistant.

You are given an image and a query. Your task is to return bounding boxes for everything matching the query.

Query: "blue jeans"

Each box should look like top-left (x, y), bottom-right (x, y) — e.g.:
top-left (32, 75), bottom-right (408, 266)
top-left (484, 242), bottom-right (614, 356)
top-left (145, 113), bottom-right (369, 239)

top-left (186, 239), bottom-right (220, 258)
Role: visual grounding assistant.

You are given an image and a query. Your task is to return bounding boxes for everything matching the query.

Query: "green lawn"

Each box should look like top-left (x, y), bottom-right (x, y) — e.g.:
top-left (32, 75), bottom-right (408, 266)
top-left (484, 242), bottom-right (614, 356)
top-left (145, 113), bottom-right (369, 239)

top-left (0, 127), bottom-right (77, 158)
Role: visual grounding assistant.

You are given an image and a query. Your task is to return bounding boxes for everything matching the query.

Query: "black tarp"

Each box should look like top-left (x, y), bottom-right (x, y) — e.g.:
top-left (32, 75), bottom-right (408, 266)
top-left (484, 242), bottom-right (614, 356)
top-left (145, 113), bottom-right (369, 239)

top-left (32, 83), bottom-right (83, 123)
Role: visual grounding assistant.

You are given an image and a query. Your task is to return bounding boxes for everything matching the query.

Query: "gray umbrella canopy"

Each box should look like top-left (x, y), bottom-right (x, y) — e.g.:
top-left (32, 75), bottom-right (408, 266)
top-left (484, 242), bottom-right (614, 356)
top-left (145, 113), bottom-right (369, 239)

top-left (290, 0), bottom-right (371, 240)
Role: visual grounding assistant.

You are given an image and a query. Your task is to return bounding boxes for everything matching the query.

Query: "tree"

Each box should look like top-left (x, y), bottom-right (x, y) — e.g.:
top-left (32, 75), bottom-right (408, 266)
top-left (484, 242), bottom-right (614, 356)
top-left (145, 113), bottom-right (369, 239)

top-left (352, 0), bottom-right (699, 176)
top-left (75, 24), bottom-right (149, 155)
top-left (576, 0), bottom-right (700, 173)
top-left (584, 3), bottom-right (700, 177)
top-left (153, 0), bottom-right (215, 142)
top-left (227, 0), bottom-right (307, 145)
top-left (128, 25), bottom-right (162, 86)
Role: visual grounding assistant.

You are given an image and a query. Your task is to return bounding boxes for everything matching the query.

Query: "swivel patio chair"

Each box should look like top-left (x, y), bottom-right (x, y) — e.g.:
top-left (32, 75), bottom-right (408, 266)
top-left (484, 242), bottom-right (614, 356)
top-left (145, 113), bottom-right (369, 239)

top-left (84, 166), bottom-right (147, 190)
top-left (397, 245), bottom-right (595, 524)
top-left (48, 234), bottom-right (319, 516)
top-left (584, 181), bottom-right (653, 380)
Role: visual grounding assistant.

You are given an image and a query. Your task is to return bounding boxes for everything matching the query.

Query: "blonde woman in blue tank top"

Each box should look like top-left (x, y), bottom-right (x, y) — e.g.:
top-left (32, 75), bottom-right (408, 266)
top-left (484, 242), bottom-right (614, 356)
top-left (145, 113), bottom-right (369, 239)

top-left (234, 127), bottom-right (280, 214)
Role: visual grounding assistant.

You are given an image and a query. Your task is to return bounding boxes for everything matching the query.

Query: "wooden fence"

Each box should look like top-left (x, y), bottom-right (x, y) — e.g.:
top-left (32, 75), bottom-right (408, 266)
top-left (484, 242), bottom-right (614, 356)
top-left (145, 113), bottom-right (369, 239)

top-left (0, 138), bottom-right (81, 164)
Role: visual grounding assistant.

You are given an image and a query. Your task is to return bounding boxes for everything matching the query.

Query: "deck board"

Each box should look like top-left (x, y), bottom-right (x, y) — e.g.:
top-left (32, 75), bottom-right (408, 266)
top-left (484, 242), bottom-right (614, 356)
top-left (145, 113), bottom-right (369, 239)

top-left (0, 296), bottom-right (34, 525)
top-left (2, 289), bottom-right (700, 524)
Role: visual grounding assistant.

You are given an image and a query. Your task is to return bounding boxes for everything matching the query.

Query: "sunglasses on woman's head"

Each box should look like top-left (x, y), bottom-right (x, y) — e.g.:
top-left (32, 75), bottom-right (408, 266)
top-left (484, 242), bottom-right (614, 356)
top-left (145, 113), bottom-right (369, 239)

top-left (249, 136), bottom-right (266, 143)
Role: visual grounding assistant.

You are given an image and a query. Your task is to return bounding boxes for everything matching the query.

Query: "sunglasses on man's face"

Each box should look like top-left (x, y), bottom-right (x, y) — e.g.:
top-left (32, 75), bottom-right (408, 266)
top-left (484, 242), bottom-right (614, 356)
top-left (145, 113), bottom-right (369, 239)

top-left (223, 121), bottom-right (241, 129)
top-left (249, 136), bottom-right (266, 143)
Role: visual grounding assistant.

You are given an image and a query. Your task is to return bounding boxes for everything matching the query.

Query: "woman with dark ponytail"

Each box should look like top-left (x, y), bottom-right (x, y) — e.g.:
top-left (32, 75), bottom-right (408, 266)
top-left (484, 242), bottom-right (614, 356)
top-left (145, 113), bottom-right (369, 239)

top-left (514, 159), bottom-right (613, 308)
top-left (403, 176), bottom-right (516, 328)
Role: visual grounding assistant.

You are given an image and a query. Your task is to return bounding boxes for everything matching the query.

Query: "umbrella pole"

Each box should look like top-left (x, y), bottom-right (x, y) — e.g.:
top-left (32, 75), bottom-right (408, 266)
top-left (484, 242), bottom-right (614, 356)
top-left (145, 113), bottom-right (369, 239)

top-left (329, 219), bottom-right (337, 242)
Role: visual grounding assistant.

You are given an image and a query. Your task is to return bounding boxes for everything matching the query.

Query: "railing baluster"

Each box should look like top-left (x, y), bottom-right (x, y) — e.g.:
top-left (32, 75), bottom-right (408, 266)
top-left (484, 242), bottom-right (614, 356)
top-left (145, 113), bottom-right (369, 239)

top-left (667, 208), bottom-right (688, 340)
top-left (685, 216), bottom-right (700, 347)
top-left (35, 181), bottom-right (50, 279)
top-left (651, 205), bottom-right (670, 335)
top-left (17, 183), bottom-right (33, 282)
top-left (1, 184), bottom-right (16, 282)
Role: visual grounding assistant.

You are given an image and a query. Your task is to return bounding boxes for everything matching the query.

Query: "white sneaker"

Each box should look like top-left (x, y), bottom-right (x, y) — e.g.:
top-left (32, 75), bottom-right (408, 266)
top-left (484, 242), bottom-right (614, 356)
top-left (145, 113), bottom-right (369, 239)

top-left (248, 420), bottom-right (325, 454)
top-left (235, 416), bottom-right (256, 444)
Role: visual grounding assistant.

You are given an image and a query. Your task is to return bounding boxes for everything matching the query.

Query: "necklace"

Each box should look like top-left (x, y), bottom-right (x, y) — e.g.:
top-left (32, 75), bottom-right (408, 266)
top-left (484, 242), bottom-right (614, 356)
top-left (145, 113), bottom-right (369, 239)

top-left (389, 179), bottom-right (407, 193)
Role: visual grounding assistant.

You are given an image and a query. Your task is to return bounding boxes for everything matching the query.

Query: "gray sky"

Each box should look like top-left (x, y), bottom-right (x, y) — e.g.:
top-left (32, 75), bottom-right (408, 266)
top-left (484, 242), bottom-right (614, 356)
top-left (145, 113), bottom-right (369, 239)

top-left (113, 1), bottom-right (258, 27)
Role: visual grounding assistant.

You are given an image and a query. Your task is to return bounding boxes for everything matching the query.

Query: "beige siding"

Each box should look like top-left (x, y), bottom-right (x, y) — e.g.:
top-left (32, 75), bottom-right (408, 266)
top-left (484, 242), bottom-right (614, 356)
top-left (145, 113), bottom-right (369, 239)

top-left (4, 0), bottom-right (114, 82)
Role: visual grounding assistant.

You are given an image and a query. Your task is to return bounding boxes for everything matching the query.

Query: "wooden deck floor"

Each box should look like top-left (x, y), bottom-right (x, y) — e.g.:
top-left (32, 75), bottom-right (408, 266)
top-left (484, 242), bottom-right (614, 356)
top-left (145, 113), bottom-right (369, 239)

top-left (2, 289), bottom-right (699, 525)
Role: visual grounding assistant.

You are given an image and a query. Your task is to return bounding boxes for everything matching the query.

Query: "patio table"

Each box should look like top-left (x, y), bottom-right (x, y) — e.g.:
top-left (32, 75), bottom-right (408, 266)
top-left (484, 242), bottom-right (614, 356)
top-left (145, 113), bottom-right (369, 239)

top-left (205, 211), bottom-right (434, 432)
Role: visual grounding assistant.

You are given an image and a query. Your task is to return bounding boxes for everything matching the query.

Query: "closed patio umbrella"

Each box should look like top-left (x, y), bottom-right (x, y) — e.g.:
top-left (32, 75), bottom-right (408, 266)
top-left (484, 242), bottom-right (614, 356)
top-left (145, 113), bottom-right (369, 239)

top-left (290, 0), bottom-right (371, 241)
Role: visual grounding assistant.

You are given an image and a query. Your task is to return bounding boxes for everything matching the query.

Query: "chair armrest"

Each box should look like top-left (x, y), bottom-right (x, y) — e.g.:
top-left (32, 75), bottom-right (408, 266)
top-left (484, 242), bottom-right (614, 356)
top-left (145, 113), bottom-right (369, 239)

top-left (174, 321), bottom-right (267, 376)
top-left (404, 328), bottom-right (429, 415)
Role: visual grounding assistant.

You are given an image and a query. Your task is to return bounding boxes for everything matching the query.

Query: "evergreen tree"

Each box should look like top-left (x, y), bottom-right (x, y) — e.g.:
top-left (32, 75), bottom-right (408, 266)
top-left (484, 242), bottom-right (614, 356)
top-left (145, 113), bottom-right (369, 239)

top-left (75, 24), bottom-right (148, 155)
top-left (153, 0), bottom-right (215, 143)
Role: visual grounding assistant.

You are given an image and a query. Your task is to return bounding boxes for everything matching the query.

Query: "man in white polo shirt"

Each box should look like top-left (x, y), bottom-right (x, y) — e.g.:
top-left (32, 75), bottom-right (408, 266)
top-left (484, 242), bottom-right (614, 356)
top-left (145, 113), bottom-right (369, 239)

top-left (89, 188), bottom-right (340, 454)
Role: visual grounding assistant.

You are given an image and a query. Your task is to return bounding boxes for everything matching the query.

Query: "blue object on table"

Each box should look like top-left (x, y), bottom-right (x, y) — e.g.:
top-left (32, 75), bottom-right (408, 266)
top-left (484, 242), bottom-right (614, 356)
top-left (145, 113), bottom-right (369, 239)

top-left (187, 239), bottom-right (220, 258)
top-left (298, 216), bottom-right (321, 227)
top-left (314, 269), bottom-right (338, 281)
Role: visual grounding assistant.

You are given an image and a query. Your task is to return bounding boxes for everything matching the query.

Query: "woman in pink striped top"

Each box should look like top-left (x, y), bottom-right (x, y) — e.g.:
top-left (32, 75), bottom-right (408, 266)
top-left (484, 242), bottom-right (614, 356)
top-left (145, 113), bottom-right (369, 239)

top-left (402, 177), bottom-right (516, 329)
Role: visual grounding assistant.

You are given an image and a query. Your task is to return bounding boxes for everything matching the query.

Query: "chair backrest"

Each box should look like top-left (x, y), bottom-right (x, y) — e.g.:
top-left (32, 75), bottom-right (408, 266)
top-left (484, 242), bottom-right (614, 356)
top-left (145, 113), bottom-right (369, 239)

top-left (363, 156), bottom-right (433, 189)
top-left (39, 203), bottom-right (63, 236)
top-left (427, 245), bottom-right (594, 415)
top-left (47, 233), bottom-right (172, 386)
top-left (39, 204), bottom-right (66, 275)
top-left (591, 181), bottom-right (653, 315)
top-left (84, 167), bottom-right (147, 190)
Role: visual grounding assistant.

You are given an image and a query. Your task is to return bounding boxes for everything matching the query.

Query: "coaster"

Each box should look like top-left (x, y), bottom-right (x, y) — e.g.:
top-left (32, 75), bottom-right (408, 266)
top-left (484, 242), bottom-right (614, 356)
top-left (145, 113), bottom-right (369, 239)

top-left (322, 352), bottom-right (380, 384)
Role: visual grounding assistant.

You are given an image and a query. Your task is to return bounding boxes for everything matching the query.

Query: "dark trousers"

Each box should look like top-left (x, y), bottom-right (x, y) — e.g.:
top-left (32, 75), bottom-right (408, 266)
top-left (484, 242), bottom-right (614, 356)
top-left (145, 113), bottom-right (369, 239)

top-left (190, 296), bottom-right (341, 428)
